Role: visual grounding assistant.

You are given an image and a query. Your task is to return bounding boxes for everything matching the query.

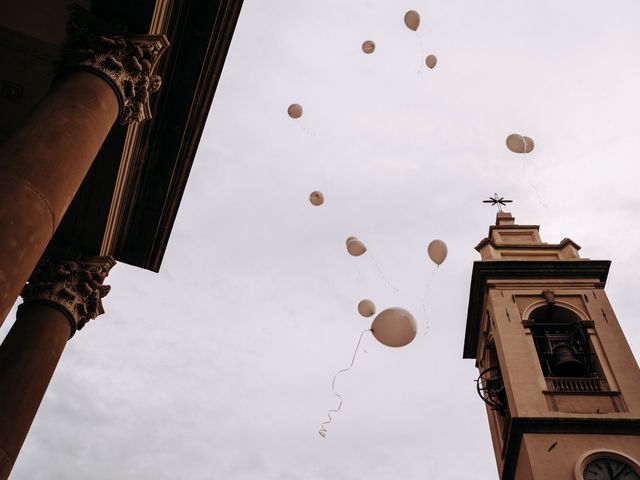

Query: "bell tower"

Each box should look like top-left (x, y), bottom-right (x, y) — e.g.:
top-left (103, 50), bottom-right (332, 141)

top-left (464, 212), bottom-right (640, 480)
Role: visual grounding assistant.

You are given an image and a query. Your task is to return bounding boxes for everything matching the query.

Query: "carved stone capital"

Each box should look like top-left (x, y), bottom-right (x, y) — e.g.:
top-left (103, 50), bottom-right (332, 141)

top-left (57, 3), bottom-right (169, 125)
top-left (21, 247), bottom-right (116, 337)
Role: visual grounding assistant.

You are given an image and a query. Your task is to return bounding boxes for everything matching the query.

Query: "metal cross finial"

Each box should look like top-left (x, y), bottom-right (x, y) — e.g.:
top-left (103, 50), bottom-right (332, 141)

top-left (483, 193), bottom-right (513, 212)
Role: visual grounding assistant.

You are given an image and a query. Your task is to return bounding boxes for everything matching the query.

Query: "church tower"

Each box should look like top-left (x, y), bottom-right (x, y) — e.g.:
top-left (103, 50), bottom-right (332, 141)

top-left (464, 212), bottom-right (640, 479)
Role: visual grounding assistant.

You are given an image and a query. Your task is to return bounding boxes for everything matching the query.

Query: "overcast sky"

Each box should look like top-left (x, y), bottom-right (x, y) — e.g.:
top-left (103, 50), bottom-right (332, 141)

top-left (5, 1), bottom-right (640, 479)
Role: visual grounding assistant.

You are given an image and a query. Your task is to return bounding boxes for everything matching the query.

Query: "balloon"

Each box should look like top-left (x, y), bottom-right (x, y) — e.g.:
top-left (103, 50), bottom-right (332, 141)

top-left (506, 133), bottom-right (534, 154)
top-left (404, 10), bottom-right (420, 31)
top-left (523, 136), bottom-right (534, 153)
top-left (371, 307), bottom-right (417, 347)
top-left (358, 299), bottom-right (376, 318)
top-left (427, 239), bottom-right (447, 265)
top-left (288, 104), bottom-right (303, 119)
top-left (309, 191), bottom-right (324, 206)
top-left (362, 40), bottom-right (376, 54)
top-left (425, 54), bottom-right (437, 69)
top-left (346, 237), bottom-right (366, 256)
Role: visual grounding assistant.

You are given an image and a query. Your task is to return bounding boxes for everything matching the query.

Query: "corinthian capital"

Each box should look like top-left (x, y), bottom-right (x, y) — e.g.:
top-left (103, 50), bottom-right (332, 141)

top-left (57, 3), bottom-right (169, 124)
top-left (21, 247), bottom-right (116, 337)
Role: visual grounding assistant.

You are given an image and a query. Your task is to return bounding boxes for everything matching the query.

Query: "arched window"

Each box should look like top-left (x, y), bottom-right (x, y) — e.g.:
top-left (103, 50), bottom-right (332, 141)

top-left (529, 304), bottom-right (594, 378)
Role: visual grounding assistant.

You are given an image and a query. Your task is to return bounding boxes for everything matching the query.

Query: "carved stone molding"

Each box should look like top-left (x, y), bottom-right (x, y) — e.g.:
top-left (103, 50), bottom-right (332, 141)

top-left (57, 3), bottom-right (169, 125)
top-left (21, 247), bottom-right (116, 337)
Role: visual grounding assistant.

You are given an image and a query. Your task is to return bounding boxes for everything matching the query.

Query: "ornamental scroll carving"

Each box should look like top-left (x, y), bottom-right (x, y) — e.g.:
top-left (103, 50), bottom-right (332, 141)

top-left (57, 3), bottom-right (169, 124)
top-left (21, 248), bottom-right (116, 337)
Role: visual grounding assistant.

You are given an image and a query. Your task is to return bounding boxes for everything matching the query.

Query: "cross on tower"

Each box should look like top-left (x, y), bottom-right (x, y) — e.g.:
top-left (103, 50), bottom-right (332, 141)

top-left (483, 193), bottom-right (513, 212)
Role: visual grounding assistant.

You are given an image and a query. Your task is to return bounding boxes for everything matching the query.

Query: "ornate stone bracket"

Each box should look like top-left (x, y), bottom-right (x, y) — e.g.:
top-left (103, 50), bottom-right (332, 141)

top-left (57, 3), bottom-right (169, 124)
top-left (21, 247), bottom-right (116, 337)
top-left (542, 289), bottom-right (555, 305)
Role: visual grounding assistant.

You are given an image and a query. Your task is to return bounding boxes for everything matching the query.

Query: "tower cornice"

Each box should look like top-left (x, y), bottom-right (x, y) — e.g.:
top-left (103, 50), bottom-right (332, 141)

top-left (463, 260), bottom-right (611, 359)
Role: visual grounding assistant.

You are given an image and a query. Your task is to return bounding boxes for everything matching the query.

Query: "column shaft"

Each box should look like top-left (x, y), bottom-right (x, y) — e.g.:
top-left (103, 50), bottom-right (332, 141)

top-left (0, 304), bottom-right (72, 479)
top-left (0, 72), bottom-right (119, 323)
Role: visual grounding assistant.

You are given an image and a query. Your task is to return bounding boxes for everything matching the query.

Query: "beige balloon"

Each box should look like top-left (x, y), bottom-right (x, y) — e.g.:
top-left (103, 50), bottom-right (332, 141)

top-left (404, 10), bottom-right (420, 31)
top-left (425, 54), bottom-right (437, 69)
top-left (309, 191), bottom-right (324, 206)
top-left (523, 136), bottom-right (535, 153)
top-left (371, 307), bottom-right (417, 347)
top-left (427, 239), bottom-right (448, 265)
top-left (287, 104), bottom-right (303, 119)
top-left (506, 133), bottom-right (525, 153)
top-left (346, 238), bottom-right (366, 256)
top-left (362, 40), bottom-right (376, 54)
top-left (357, 299), bottom-right (376, 318)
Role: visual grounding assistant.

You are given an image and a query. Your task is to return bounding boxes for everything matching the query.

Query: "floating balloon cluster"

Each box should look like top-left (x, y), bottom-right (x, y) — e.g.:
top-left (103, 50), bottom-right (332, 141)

top-left (360, 11), bottom-right (437, 69)
top-left (318, 235), bottom-right (448, 437)
top-left (282, 9), bottom-right (450, 438)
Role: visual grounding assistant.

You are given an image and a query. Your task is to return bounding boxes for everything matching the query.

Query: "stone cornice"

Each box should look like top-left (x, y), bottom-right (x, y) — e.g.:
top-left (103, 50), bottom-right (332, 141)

top-left (21, 248), bottom-right (116, 337)
top-left (463, 260), bottom-right (611, 359)
top-left (57, 3), bottom-right (169, 125)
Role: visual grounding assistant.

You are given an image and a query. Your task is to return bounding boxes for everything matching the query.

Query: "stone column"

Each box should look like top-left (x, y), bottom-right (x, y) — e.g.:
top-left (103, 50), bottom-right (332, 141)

top-left (0, 4), bottom-right (168, 324)
top-left (0, 248), bottom-right (115, 479)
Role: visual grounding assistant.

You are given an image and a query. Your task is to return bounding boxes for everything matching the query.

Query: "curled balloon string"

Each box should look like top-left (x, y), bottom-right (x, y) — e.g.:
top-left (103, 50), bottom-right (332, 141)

top-left (319, 329), bottom-right (370, 438)
top-left (421, 265), bottom-right (439, 335)
top-left (367, 252), bottom-right (400, 292)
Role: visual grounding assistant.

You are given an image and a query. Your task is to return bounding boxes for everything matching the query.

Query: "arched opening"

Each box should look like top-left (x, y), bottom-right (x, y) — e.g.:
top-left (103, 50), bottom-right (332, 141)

top-left (529, 305), bottom-right (594, 378)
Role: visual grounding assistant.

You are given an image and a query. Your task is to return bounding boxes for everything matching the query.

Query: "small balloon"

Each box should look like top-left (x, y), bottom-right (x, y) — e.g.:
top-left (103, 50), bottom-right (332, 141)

top-left (362, 40), bottom-right (376, 54)
top-left (425, 54), bottom-right (437, 69)
top-left (346, 238), bottom-right (366, 257)
top-left (288, 104), bottom-right (303, 119)
top-left (506, 133), bottom-right (534, 154)
top-left (371, 307), bottom-right (417, 347)
top-left (358, 299), bottom-right (376, 318)
top-left (427, 239), bottom-right (447, 265)
top-left (404, 10), bottom-right (420, 31)
top-left (309, 191), bottom-right (324, 206)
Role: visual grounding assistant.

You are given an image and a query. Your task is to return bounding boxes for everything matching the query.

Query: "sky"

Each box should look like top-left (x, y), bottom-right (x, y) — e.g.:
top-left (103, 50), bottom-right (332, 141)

top-left (5, 1), bottom-right (640, 479)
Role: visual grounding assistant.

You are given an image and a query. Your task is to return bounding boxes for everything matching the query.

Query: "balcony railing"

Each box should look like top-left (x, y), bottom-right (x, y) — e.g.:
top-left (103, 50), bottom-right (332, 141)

top-left (545, 376), bottom-right (609, 393)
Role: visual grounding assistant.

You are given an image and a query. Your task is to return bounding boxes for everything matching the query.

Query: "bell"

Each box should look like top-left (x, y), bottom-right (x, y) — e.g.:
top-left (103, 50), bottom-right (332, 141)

top-left (551, 343), bottom-right (587, 377)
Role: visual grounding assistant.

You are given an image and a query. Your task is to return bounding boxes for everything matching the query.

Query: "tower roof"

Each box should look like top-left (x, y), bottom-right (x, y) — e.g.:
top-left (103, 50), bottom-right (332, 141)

top-left (475, 212), bottom-right (582, 261)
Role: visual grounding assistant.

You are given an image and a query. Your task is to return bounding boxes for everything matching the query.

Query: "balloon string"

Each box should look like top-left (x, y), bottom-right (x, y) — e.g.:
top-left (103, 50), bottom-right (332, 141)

top-left (521, 140), bottom-right (549, 209)
top-left (414, 32), bottom-right (426, 74)
top-left (421, 265), bottom-right (439, 335)
top-left (295, 121), bottom-right (317, 138)
top-left (319, 329), bottom-right (370, 438)
top-left (368, 252), bottom-right (400, 292)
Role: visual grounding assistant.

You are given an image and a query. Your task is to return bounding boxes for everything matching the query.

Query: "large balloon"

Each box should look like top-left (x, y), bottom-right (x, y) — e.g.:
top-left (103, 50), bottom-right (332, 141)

top-left (427, 239), bottom-right (448, 265)
top-left (425, 54), bottom-right (437, 69)
top-left (506, 133), bottom-right (534, 154)
top-left (309, 191), bottom-right (324, 206)
top-left (362, 40), bottom-right (376, 54)
top-left (288, 104), bottom-right (303, 119)
top-left (357, 299), bottom-right (376, 318)
top-left (371, 307), bottom-right (417, 347)
top-left (404, 10), bottom-right (420, 31)
top-left (346, 237), bottom-right (366, 256)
